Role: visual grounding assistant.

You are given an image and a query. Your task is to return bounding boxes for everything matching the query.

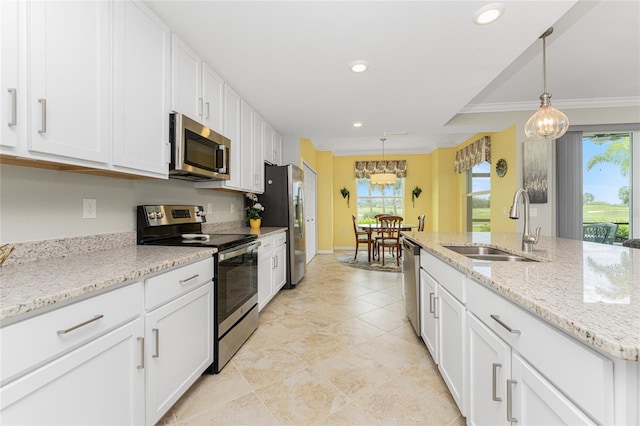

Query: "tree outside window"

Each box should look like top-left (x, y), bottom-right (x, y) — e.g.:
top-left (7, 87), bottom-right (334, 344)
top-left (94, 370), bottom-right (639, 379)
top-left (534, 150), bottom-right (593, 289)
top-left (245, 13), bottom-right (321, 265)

top-left (356, 178), bottom-right (404, 223)
top-left (467, 162), bottom-right (490, 232)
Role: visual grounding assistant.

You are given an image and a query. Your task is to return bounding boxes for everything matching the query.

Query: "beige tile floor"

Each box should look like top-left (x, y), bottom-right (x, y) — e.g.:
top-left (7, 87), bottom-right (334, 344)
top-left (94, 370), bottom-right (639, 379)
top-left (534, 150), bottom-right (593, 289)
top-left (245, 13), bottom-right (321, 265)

top-left (159, 252), bottom-right (464, 425)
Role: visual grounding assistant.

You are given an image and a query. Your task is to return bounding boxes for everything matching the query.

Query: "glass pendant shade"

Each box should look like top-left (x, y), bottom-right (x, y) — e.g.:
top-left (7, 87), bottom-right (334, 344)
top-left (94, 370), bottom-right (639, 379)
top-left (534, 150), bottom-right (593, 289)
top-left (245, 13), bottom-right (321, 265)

top-left (524, 93), bottom-right (569, 140)
top-left (525, 28), bottom-right (569, 141)
top-left (370, 172), bottom-right (396, 185)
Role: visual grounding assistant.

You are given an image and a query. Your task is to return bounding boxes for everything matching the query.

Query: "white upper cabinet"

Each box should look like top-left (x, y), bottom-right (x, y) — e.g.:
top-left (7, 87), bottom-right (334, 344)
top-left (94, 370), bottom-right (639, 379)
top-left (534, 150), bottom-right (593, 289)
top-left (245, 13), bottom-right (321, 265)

top-left (240, 99), bottom-right (255, 191)
top-left (1, 0), bottom-right (19, 149)
top-left (170, 35), bottom-right (202, 123)
top-left (222, 84), bottom-right (241, 189)
top-left (263, 121), bottom-right (274, 165)
top-left (273, 132), bottom-right (282, 166)
top-left (170, 35), bottom-right (224, 136)
top-left (201, 64), bottom-right (224, 134)
top-left (27, 0), bottom-right (111, 163)
top-left (112, 0), bottom-right (170, 177)
top-left (253, 112), bottom-right (265, 192)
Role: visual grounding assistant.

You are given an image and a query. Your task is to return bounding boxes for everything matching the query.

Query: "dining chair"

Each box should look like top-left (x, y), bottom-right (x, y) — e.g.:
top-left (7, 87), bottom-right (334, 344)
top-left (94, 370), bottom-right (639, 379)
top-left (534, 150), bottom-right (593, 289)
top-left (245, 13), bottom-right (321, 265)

top-left (417, 214), bottom-right (425, 232)
top-left (583, 223), bottom-right (611, 244)
top-left (376, 215), bottom-right (403, 266)
top-left (372, 214), bottom-right (390, 258)
top-left (352, 215), bottom-right (370, 260)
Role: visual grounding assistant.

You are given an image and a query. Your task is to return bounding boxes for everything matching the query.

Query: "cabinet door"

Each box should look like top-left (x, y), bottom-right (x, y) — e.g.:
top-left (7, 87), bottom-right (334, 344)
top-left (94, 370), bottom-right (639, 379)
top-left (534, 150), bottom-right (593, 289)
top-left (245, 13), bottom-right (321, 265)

top-left (27, 1), bottom-right (111, 163)
top-left (257, 236), bottom-right (274, 311)
top-left (273, 132), bottom-right (282, 165)
top-left (240, 100), bottom-right (255, 191)
top-left (0, 318), bottom-right (145, 425)
top-left (1, 0), bottom-right (18, 148)
top-left (273, 241), bottom-right (287, 293)
top-left (171, 35), bottom-right (201, 121)
top-left (145, 283), bottom-right (213, 425)
top-left (252, 112), bottom-right (265, 193)
top-left (419, 268), bottom-right (438, 363)
top-left (263, 121), bottom-right (274, 164)
top-left (113, 0), bottom-right (169, 176)
top-left (223, 84), bottom-right (241, 189)
top-left (202, 64), bottom-right (223, 134)
top-left (511, 354), bottom-right (595, 425)
top-left (467, 313), bottom-right (511, 426)
top-left (438, 286), bottom-right (466, 415)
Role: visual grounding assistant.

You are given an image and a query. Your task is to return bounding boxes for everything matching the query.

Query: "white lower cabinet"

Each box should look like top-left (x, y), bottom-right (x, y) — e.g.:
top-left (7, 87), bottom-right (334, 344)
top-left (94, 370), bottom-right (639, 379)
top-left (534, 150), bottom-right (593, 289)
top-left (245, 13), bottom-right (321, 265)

top-left (144, 282), bottom-right (213, 425)
top-left (437, 284), bottom-right (465, 412)
top-left (258, 232), bottom-right (287, 311)
top-left (419, 269), bottom-right (438, 363)
top-left (0, 283), bottom-right (145, 425)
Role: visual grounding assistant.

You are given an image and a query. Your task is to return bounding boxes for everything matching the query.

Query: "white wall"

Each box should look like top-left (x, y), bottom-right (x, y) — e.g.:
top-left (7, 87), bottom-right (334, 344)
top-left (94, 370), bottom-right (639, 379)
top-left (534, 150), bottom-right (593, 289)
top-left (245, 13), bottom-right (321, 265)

top-left (0, 165), bottom-right (245, 243)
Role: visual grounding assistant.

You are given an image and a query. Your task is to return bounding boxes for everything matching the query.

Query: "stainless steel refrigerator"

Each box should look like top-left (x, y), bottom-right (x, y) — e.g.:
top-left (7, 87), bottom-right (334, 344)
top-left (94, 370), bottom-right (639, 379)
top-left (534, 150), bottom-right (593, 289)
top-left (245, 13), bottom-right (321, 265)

top-left (260, 164), bottom-right (306, 287)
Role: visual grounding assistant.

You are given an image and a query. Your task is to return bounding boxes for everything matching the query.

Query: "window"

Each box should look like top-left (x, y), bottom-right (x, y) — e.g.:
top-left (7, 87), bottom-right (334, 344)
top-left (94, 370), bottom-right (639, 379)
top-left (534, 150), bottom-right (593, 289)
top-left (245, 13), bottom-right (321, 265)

top-left (356, 178), bottom-right (404, 222)
top-left (583, 132), bottom-right (633, 243)
top-left (467, 162), bottom-right (490, 231)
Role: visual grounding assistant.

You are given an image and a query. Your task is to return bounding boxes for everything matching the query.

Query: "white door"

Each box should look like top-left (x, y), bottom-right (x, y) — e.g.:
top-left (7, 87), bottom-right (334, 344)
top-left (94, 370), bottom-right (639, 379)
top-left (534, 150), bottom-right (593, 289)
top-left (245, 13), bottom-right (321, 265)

top-left (1, 0), bottom-right (19, 148)
top-left (438, 285), bottom-right (466, 414)
top-left (303, 161), bottom-right (317, 263)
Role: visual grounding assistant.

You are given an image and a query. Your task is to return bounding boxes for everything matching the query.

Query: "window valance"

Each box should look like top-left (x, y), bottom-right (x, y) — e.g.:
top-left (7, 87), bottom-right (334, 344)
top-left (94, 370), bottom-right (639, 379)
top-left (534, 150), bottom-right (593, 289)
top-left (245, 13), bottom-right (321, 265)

top-left (355, 160), bottom-right (407, 179)
top-left (454, 136), bottom-right (491, 173)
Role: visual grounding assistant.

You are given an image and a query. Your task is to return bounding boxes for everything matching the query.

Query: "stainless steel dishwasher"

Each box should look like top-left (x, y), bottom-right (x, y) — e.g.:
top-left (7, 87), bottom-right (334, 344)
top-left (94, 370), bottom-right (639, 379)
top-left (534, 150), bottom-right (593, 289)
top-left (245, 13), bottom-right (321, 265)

top-left (402, 238), bottom-right (421, 336)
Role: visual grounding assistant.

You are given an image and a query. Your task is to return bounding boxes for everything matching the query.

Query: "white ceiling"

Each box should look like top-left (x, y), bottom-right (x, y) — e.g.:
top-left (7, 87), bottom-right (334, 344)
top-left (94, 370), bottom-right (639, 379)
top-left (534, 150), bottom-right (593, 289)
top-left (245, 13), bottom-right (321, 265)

top-left (145, 1), bottom-right (640, 156)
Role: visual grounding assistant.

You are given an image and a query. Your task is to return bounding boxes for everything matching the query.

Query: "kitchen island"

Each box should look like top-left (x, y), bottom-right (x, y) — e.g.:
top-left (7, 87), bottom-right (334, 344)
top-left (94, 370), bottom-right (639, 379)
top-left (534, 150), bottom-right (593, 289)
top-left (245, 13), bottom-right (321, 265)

top-left (402, 231), bottom-right (639, 425)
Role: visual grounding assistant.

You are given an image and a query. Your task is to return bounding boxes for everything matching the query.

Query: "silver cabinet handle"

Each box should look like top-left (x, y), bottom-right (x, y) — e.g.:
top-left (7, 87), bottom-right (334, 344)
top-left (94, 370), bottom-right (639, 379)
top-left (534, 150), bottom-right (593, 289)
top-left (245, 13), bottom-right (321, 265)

top-left (490, 314), bottom-right (521, 335)
top-left (198, 98), bottom-right (203, 117)
top-left (205, 101), bottom-right (210, 119)
top-left (272, 256), bottom-right (276, 270)
top-left (8, 88), bottom-right (17, 126)
top-left (152, 328), bottom-right (160, 358)
top-left (137, 337), bottom-right (145, 369)
top-left (492, 363), bottom-right (502, 402)
top-left (179, 274), bottom-right (199, 284)
top-left (37, 98), bottom-right (46, 133)
top-left (507, 379), bottom-right (518, 423)
top-left (433, 296), bottom-right (439, 319)
top-left (57, 314), bottom-right (103, 335)
top-left (429, 292), bottom-right (435, 314)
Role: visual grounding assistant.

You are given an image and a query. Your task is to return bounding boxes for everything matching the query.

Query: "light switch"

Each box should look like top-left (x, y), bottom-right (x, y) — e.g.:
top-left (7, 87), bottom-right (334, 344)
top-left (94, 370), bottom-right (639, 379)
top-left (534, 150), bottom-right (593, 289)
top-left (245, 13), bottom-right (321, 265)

top-left (530, 207), bottom-right (538, 217)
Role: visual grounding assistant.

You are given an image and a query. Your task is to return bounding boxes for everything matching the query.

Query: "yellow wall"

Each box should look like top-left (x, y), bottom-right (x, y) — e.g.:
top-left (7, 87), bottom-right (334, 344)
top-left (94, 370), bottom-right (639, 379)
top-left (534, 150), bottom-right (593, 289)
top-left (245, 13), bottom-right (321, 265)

top-left (299, 125), bottom-right (517, 250)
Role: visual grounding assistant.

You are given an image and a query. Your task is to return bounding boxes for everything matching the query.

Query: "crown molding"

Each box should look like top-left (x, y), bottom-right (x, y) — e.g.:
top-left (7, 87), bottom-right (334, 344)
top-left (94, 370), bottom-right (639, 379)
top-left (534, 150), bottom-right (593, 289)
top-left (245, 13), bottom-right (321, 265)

top-left (460, 96), bottom-right (640, 114)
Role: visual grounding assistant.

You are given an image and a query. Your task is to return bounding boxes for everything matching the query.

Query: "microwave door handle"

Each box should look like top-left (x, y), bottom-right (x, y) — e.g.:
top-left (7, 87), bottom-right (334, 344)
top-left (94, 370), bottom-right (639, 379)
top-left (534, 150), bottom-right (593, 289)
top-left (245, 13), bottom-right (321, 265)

top-left (221, 145), bottom-right (228, 174)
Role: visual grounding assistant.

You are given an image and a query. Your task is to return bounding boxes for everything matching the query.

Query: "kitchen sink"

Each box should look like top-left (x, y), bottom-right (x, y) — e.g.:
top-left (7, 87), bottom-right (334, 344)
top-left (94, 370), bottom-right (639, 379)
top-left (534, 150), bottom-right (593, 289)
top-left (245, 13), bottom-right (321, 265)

top-left (442, 244), bottom-right (537, 262)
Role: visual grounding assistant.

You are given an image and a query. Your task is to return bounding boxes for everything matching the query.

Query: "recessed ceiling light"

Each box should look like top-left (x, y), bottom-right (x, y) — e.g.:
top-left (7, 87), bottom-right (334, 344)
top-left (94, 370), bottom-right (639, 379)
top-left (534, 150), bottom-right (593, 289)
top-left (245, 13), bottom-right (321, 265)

top-left (352, 122), bottom-right (363, 128)
top-left (473, 3), bottom-right (505, 25)
top-left (350, 60), bottom-right (369, 73)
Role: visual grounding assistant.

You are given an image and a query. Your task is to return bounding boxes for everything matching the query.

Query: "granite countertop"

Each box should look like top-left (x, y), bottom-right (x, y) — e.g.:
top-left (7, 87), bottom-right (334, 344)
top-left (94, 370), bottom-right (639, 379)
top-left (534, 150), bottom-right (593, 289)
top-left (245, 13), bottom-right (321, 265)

top-left (205, 225), bottom-right (287, 239)
top-left (0, 245), bottom-right (216, 324)
top-left (402, 231), bottom-right (640, 361)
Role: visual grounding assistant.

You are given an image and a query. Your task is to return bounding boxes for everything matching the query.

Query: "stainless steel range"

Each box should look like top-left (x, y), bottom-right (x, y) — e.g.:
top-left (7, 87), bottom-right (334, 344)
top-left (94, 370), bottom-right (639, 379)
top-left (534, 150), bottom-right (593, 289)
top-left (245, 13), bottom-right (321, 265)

top-left (137, 205), bottom-right (259, 373)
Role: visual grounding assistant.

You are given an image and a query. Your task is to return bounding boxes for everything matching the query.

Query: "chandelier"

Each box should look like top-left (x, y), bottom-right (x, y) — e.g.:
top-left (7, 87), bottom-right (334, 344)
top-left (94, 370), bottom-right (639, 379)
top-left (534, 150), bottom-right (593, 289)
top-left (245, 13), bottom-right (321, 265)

top-left (524, 27), bottom-right (569, 141)
top-left (370, 135), bottom-right (396, 185)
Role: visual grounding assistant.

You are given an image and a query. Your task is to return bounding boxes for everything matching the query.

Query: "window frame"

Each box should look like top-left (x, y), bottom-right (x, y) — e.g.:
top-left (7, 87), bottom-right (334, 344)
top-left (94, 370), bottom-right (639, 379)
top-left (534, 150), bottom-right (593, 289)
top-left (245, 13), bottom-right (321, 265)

top-left (466, 162), bottom-right (491, 232)
top-left (355, 178), bottom-right (405, 222)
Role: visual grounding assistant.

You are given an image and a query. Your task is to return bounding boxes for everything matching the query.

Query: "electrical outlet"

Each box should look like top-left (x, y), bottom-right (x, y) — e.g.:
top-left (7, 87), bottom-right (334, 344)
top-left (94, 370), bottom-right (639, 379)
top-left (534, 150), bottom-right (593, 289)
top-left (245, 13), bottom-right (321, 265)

top-left (530, 207), bottom-right (538, 217)
top-left (230, 204), bottom-right (235, 214)
top-left (207, 203), bottom-right (213, 214)
top-left (83, 198), bottom-right (97, 219)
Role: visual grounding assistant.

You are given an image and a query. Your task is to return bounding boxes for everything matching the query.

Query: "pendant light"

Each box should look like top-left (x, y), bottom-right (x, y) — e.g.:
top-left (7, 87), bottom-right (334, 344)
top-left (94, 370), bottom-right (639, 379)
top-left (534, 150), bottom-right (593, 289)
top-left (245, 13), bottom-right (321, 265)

top-left (524, 27), bottom-right (569, 141)
top-left (370, 134), bottom-right (396, 185)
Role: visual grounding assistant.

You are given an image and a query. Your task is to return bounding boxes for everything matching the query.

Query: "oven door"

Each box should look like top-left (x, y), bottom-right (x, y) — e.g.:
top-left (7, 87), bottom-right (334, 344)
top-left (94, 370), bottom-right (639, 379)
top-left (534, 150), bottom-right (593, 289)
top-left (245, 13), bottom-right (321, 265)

top-left (216, 241), bottom-right (259, 337)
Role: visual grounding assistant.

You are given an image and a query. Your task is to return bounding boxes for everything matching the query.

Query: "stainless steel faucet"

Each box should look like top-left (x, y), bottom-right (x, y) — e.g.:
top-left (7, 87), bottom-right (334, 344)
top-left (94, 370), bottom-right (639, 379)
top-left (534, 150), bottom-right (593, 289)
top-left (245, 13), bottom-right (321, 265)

top-left (509, 188), bottom-right (541, 252)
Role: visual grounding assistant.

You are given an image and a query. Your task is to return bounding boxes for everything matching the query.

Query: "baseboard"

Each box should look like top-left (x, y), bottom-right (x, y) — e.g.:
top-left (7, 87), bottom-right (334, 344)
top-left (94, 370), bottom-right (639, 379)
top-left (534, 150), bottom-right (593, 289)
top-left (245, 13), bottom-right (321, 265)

top-left (333, 246), bottom-right (356, 251)
top-left (317, 249), bottom-right (334, 254)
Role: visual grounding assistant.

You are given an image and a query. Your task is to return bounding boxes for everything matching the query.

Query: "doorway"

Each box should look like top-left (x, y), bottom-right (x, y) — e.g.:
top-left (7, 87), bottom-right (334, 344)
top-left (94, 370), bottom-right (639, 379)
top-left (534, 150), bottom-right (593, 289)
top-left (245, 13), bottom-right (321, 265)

top-left (302, 161), bottom-right (317, 263)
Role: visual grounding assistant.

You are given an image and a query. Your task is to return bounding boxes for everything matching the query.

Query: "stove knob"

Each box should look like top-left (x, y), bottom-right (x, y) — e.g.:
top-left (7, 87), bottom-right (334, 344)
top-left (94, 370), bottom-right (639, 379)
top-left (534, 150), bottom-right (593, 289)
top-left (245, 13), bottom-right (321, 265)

top-left (196, 210), bottom-right (206, 217)
top-left (156, 211), bottom-right (164, 219)
top-left (147, 211), bottom-right (157, 220)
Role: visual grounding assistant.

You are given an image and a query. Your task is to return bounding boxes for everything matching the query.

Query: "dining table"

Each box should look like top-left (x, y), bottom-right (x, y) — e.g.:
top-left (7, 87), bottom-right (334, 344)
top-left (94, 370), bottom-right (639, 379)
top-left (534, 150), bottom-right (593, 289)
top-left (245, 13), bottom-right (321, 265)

top-left (357, 223), bottom-right (416, 263)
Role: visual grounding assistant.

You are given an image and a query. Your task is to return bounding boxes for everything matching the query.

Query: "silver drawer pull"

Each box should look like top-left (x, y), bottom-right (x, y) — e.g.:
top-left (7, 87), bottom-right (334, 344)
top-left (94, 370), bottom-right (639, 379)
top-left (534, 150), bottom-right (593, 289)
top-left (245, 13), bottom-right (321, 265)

top-left (429, 292), bottom-right (435, 314)
top-left (8, 88), bottom-right (17, 126)
top-left (179, 274), bottom-right (199, 284)
top-left (152, 328), bottom-right (160, 358)
top-left (490, 314), bottom-right (521, 335)
top-left (433, 296), bottom-right (439, 319)
top-left (507, 379), bottom-right (518, 423)
top-left (137, 337), bottom-right (145, 369)
top-left (57, 314), bottom-right (104, 335)
top-left (492, 363), bottom-right (502, 402)
top-left (37, 98), bottom-right (46, 133)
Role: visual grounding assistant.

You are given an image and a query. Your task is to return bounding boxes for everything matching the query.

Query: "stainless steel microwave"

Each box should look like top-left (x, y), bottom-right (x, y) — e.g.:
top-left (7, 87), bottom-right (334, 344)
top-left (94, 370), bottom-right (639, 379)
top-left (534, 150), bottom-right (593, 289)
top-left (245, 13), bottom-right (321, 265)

top-left (169, 113), bottom-right (230, 181)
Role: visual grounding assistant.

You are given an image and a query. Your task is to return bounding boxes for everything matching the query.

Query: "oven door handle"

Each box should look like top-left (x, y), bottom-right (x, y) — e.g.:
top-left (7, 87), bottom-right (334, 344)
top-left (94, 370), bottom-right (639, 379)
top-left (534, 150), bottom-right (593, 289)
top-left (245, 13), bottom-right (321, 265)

top-left (218, 241), bottom-right (261, 260)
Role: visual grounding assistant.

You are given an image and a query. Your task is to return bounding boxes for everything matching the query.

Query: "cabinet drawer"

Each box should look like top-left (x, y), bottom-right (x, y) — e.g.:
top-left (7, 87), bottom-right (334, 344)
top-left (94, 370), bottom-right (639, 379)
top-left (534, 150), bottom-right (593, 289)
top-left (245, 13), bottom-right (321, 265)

top-left (420, 249), bottom-right (466, 302)
top-left (467, 278), bottom-right (614, 424)
top-left (145, 257), bottom-right (214, 310)
top-left (0, 282), bottom-right (142, 385)
top-left (274, 232), bottom-right (286, 247)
